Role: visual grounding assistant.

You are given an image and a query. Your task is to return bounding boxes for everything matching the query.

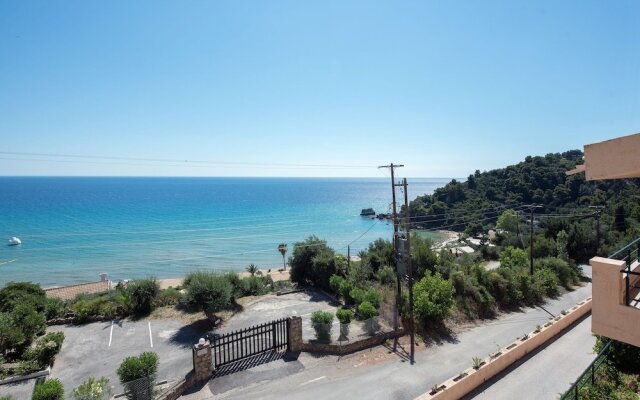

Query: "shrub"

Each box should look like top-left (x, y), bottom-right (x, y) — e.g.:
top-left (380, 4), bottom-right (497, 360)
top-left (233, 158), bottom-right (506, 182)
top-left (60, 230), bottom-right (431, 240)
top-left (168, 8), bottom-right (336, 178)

top-left (363, 289), bottom-right (383, 309)
top-left (413, 272), bottom-right (454, 324)
top-left (72, 295), bottom-right (121, 322)
top-left (533, 268), bottom-right (559, 297)
top-left (32, 378), bottom-right (64, 400)
top-left (25, 332), bottom-right (65, 369)
top-left (595, 337), bottom-right (640, 373)
top-left (535, 257), bottom-right (577, 288)
top-left (11, 303), bottom-right (46, 341)
top-left (116, 352), bottom-right (159, 383)
top-left (0, 312), bottom-right (26, 355)
top-left (0, 282), bottom-right (46, 312)
top-left (237, 276), bottom-right (271, 297)
top-left (499, 247), bottom-right (528, 269)
top-left (289, 236), bottom-right (344, 290)
top-left (44, 297), bottom-right (67, 320)
top-left (183, 272), bottom-right (233, 317)
top-left (311, 310), bottom-right (333, 341)
top-left (338, 280), bottom-right (354, 304)
top-left (376, 266), bottom-right (396, 286)
top-left (357, 301), bottom-right (378, 320)
top-left (72, 377), bottom-right (112, 400)
top-left (329, 275), bottom-right (345, 295)
top-left (336, 308), bottom-right (353, 324)
top-left (126, 278), bottom-right (159, 316)
top-left (16, 359), bottom-right (41, 375)
top-left (154, 287), bottom-right (183, 307)
top-left (349, 288), bottom-right (366, 305)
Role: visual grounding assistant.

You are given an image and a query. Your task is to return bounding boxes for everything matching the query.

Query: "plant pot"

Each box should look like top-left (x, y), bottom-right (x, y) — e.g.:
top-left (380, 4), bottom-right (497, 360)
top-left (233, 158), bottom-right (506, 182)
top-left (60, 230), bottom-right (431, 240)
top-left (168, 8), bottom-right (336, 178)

top-left (313, 323), bottom-right (332, 342)
top-left (363, 318), bottom-right (378, 336)
top-left (339, 323), bottom-right (350, 341)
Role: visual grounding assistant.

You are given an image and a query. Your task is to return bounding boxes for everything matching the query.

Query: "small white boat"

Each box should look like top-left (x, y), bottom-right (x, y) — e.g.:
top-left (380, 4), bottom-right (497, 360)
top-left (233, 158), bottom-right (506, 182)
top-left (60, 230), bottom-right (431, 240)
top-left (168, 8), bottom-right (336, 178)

top-left (8, 237), bottom-right (21, 246)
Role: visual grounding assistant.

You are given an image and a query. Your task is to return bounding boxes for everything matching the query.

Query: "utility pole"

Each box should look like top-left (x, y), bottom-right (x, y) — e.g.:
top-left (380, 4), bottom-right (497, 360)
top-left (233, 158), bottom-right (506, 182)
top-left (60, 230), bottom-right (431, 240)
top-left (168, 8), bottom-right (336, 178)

top-left (527, 204), bottom-right (543, 275)
top-left (400, 177), bottom-right (415, 364)
top-left (347, 245), bottom-right (351, 270)
top-left (590, 206), bottom-right (605, 256)
top-left (378, 164), bottom-right (404, 335)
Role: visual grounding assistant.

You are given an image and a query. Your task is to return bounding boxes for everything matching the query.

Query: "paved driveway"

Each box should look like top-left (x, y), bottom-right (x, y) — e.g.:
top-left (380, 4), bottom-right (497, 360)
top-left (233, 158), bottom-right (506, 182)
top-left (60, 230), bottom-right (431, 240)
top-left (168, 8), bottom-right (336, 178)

top-left (49, 318), bottom-right (209, 393)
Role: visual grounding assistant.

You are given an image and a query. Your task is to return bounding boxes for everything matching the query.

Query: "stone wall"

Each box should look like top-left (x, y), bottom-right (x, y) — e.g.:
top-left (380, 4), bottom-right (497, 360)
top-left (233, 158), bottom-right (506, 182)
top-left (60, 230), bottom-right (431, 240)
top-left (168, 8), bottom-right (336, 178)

top-left (288, 315), bottom-right (405, 356)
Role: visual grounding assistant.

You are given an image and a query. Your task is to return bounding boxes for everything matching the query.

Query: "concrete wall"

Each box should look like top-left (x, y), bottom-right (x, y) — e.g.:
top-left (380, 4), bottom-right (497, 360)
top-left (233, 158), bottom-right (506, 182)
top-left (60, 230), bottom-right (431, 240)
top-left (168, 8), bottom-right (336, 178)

top-left (415, 298), bottom-right (592, 400)
top-left (584, 132), bottom-right (640, 180)
top-left (591, 256), bottom-right (640, 347)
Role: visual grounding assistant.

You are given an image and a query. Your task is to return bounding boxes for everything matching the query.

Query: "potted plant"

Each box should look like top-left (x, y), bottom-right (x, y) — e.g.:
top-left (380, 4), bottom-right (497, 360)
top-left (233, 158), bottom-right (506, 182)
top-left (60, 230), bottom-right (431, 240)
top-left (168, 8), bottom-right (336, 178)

top-left (311, 310), bottom-right (334, 342)
top-left (336, 308), bottom-right (353, 341)
top-left (358, 301), bottom-right (378, 335)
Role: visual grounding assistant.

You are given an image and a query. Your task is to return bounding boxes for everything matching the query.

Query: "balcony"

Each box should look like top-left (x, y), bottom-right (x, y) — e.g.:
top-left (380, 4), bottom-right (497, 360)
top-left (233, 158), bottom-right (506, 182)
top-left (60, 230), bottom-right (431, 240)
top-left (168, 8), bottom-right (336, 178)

top-left (591, 238), bottom-right (640, 346)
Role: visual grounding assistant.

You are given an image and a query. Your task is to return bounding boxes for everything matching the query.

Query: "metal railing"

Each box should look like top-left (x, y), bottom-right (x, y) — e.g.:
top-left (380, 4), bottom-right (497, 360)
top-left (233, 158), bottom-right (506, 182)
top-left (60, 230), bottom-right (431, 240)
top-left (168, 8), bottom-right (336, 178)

top-left (560, 340), bottom-right (612, 400)
top-left (610, 238), bottom-right (640, 306)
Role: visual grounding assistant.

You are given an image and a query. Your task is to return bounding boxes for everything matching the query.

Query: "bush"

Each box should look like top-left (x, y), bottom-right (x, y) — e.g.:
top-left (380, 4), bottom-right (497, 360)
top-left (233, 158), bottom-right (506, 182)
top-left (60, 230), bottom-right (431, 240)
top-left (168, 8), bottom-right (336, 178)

top-left (363, 289), bottom-right (383, 309)
top-left (11, 303), bottom-right (46, 342)
top-left (117, 352), bottom-right (159, 391)
top-left (535, 257), bottom-right (578, 288)
top-left (0, 312), bottom-right (26, 355)
top-left (357, 301), bottom-right (378, 320)
top-left (0, 282), bottom-right (46, 312)
top-left (72, 295), bottom-right (121, 322)
top-left (338, 280), bottom-right (354, 304)
top-left (499, 247), bottom-right (528, 269)
top-left (533, 268), bottom-right (559, 297)
top-left (311, 310), bottom-right (333, 341)
top-left (32, 378), bottom-right (64, 400)
top-left (72, 377), bottom-right (112, 400)
top-left (16, 359), bottom-right (41, 375)
top-left (595, 337), bottom-right (640, 373)
top-left (413, 272), bottom-right (454, 324)
top-left (183, 272), bottom-right (233, 317)
top-left (335, 308), bottom-right (353, 324)
top-left (25, 332), bottom-right (65, 369)
top-left (44, 298), bottom-right (67, 320)
top-left (154, 287), bottom-right (183, 307)
top-left (376, 266), bottom-right (396, 286)
top-left (126, 278), bottom-right (159, 316)
top-left (290, 236), bottom-right (343, 290)
top-left (329, 275), bottom-right (345, 295)
top-left (349, 288), bottom-right (366, 305)
top-left (237, 276), bottom-right (271, 297)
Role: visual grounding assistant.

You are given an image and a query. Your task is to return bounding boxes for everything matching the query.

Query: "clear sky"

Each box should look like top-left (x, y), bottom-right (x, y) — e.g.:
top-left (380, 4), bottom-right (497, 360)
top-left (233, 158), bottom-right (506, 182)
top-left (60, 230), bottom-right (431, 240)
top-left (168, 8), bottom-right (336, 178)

top-left (0, 1), bottom-right (638, 177)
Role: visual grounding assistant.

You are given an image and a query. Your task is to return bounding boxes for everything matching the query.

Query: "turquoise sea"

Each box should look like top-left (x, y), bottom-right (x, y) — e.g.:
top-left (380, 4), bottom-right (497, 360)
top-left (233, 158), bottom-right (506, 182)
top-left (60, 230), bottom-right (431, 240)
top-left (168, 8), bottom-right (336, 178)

top-left (0, 177), bottom-right (450, 287)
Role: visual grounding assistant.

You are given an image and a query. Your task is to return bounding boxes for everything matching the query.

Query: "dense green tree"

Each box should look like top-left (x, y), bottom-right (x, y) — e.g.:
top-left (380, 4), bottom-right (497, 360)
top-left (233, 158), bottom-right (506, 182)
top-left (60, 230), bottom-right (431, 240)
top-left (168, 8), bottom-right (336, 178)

top-left (499, 247), bottom-right (528, 269)
top-left (413, 272), bottom-right (455, 324)
top-left (497, 209), bottom-right (520, 233)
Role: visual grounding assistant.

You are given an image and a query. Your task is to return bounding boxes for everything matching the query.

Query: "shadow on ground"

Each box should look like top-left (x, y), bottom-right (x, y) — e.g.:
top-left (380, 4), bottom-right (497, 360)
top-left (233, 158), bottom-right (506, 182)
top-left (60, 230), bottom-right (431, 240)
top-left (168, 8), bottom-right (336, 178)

top-left (169, 319), bottom-right (213, 348)
top-left (213, 350), bottom-right (298, 378)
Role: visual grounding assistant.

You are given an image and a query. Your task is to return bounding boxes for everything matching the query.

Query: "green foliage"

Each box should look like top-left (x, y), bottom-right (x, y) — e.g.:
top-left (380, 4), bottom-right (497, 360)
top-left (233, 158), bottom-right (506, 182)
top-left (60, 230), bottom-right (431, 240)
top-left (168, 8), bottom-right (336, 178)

top-left (497, 209), bottom-right (520, 233)
top-left (126, 278), bottom-right (159, 316)
top-left (246, 264), bottom-right (258, 276)
top-left (329, 275), bottom-right (345, 295)
top-left (556, 230), bottom-right (570, 262)
top-left (11, 303), bottom-right (46, 340)
top-left (357, 301), bottom-right (378, 320)
top-left (376, 266), bottom-right (396, 286)
top-left (0, 312), bottom-right (26, 355)
top-left (595, 337), bottom-right (640, 373)
top-left (44, 297), bottom-right (67, 320)
top-left (24, 332), bottom-right (65, 369)
top-left (289, 236), bottom-right (337, 290)
top-left (338, 280), bottom-right (354, 304)
top-left (154, 287), bottom-right (183, 307)
top-left (363, 289), bottom-right (383, 308)
top-left (183, 271), bottom-right (233, 314)
top-left (237, 275), bottom-right (272, 297)
top-left (32, 378), bottom-right (64, 400)
top-left (335, 308), bottom-right (353, 324)
top-left (72, 294), bottom-right (123, 322)
top-left (360, 239), bottom-right (393, 273)
top-left (349, 288), bottom-right (366, 305)
top-left (499, 247), bottom-right (528, 269)
top-left (310, 310), bottom-right (333, 341)
top-left (0, 282), bottom-right (46, 312)
top-left (116, 352), bottom-right (159, 384)
top-left (72, 377), bottom-right (112, 400)
top-left (411, 234), bottom-right (439, 278)
top-left (413, 272), bottom-right (455, 324)
top-left (16, 360), bottom-right (41, 375)
top-left (535, 257), bottom-right (578, 288)
top-left (533, 268), bottom-right (559, 298)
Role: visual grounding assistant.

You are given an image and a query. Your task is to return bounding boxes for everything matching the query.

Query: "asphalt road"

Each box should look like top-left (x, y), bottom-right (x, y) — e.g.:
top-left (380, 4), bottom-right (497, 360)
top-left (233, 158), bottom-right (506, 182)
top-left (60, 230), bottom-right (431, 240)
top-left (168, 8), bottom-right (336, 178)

top-left (49, 318), bottom-right (207, 394)
top-left (200, 266), bottom-right (593, 400)
top-left (467, 315), bottom-right (596, 400)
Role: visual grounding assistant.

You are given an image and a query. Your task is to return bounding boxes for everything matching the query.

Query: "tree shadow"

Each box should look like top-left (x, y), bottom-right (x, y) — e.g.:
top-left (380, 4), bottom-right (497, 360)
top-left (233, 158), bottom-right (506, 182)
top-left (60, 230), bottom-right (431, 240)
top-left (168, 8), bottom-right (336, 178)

top-left (418, 322), bottom-right (459, 346)
top-left (168, 319), bottom-right (214, 348)
top-left (212, 350), bottom-right (297, 378)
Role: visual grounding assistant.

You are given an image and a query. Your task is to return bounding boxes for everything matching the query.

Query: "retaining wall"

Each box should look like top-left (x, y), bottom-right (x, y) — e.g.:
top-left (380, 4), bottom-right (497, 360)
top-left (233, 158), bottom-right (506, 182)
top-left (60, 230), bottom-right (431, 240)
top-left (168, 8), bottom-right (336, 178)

top-left (415, 297), bottom-right (593, 400)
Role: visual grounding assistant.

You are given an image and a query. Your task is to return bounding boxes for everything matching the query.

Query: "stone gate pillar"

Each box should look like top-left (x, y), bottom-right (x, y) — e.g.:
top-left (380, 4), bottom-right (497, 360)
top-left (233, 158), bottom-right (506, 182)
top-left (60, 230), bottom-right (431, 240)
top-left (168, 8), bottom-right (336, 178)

top-left (192, 339), bottom-right (213, 381)
top-left (288, 316), bottom-right (303, 352)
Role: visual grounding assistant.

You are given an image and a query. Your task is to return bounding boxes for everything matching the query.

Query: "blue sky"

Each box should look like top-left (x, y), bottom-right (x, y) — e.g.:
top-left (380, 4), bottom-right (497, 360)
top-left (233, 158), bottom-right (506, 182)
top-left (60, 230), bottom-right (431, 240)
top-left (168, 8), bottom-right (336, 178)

top-left (0, 1), bottom-right (638, 177)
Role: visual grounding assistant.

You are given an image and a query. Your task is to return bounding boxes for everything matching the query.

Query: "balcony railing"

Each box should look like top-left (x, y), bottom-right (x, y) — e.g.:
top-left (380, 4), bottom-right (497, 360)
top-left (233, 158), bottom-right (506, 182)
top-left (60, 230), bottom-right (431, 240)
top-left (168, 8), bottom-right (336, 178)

top-left (611, 238), bottom-right (640, 306)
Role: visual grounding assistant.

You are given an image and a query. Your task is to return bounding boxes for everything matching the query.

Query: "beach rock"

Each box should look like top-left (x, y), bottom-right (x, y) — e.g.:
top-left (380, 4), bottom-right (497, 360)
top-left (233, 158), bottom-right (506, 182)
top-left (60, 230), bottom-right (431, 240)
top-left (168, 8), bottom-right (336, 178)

top-left (360, 208), bottom-right (375, 216)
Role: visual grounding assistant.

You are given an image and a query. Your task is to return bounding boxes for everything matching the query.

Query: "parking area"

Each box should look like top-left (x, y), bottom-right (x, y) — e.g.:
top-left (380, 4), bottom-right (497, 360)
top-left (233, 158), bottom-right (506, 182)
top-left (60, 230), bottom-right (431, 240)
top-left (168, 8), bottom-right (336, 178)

top-left (49, 318), bottom-right (210, 393)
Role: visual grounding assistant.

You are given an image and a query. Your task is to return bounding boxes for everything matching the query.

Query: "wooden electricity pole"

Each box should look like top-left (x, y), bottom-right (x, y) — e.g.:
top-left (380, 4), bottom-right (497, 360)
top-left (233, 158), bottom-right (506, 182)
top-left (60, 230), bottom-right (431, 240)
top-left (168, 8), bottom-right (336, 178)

top-left (400, 177), bottom-right (415, 364)
top-left (527, 204), bottom-right (543, 275)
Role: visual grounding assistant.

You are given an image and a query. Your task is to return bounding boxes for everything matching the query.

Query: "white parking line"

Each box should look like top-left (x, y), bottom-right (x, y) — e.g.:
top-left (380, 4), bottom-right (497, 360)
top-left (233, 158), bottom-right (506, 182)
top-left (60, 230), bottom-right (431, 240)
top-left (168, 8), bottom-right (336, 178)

top-left (300, 376), bottom-right (326, 386)
top-left (148, 321), bottom-right (153, 348)
top-left (109, 320), bottom-right (114, 347)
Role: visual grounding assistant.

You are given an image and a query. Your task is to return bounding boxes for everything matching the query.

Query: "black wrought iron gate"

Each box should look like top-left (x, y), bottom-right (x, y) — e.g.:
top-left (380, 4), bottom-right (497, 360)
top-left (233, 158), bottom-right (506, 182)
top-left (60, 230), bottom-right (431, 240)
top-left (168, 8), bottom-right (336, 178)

top-left (211, 317), bottom-right (290, 368)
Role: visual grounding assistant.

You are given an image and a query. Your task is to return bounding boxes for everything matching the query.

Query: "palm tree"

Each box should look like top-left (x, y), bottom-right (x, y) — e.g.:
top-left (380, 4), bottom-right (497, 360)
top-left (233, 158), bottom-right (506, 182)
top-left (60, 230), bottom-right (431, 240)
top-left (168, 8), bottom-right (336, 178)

top-left (246, 263), bottom-right (258, 276)
top-left (278, 243), bottom-right (288, 271)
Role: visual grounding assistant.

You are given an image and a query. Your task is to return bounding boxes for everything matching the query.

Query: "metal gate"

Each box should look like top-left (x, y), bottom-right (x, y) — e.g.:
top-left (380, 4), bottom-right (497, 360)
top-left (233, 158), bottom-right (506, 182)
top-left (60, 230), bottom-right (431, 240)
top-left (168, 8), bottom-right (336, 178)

top-left (211, 317), bottom-right (289, 368)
